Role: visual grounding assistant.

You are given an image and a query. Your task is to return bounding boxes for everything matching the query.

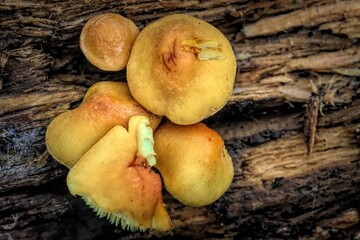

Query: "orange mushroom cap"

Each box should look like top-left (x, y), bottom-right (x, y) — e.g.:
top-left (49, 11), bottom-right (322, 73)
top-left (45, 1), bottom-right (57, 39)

top-left (127, 14), bottom-right (236, 125)
top-left (46, 81), bottom-right (161, 168)
top-left (80, 13), bottom-right (139, 71)
top-left (153, 121), bottom-right (234, 207)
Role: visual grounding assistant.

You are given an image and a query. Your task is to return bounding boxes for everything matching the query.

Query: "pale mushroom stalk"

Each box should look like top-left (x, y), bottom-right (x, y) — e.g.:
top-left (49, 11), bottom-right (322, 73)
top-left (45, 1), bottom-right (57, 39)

top-left (136, 117), bottom-right (157, 167)
top-left (181, 39), bottom-right (225, 60)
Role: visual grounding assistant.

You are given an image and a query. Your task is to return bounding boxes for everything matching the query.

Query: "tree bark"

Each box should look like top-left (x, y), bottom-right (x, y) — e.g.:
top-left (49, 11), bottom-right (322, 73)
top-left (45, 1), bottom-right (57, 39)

top-left (0, 0), bottom-right (359, 239)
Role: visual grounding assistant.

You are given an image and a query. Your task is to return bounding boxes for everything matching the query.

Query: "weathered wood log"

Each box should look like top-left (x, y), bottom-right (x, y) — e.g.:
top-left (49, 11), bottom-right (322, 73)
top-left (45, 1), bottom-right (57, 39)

top-left (0, 0), bottom-right (359, 239)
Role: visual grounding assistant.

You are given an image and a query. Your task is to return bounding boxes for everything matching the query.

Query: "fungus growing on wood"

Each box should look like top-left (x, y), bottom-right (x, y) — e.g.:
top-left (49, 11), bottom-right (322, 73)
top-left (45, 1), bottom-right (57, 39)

top-left (80, 13), bottom-right (139, 71)
top-left (153, 121), bottom-right (234, 207)
top-left (67, 116), bottom-right (171, 231)
top-left (45, 81), bottom-right (161, 168)
top-left (127, 14), bottom-right (236, 125)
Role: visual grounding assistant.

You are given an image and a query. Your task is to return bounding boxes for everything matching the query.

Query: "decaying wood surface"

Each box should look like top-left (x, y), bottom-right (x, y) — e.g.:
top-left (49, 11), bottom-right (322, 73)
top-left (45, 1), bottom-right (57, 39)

top-left (0, 0), bottom-right (359, 239)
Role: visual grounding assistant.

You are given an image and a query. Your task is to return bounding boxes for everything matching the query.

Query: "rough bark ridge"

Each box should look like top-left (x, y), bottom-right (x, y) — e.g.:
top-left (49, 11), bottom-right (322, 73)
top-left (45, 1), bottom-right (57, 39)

top-left (0, 0), bottom-right (359, 239)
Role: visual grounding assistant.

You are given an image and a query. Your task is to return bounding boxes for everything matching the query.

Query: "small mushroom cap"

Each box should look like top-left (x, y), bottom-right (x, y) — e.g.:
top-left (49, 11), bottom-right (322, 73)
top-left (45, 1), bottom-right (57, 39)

top-left (80, 13), bottom-right (139, 71)
top-left (153, 121), bottom-right (234, 207)
top-left (46, 81), bottom-right (161, 168)
top-left (127, 14), bottom-right (236, 125)
top-left (67, 116), bottom-right (171, 231)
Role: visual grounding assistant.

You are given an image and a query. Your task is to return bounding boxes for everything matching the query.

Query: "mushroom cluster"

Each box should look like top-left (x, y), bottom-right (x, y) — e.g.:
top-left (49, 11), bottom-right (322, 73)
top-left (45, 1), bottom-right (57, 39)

top-left (46, 13), bottom-right (235, 232)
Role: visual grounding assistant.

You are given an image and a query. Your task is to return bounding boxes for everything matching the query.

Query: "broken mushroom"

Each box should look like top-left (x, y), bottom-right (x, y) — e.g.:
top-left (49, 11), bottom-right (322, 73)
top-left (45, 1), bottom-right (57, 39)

top-left (46, 81), bottom-right (161, 168)
top-left (67, 116), bottom-right (171, 231)
top-left (153, 121), bottom-right (234, 207)
top-left (127, 14), bottom-right (237, 125)
top-left (80, 13), bottom-right (139, 71)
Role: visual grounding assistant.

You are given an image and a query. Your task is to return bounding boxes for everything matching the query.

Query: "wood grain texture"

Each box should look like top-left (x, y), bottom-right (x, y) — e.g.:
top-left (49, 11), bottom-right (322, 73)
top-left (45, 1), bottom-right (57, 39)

top-left (0, 0), bottom-right (359, 239)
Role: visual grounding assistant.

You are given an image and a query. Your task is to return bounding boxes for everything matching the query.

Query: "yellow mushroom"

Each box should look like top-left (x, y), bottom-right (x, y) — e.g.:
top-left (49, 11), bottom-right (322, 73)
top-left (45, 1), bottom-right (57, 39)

top-left (67, 116), bottom-right (171, 231)
top-left (153, 121), bottom-right (234, 207)
top-left (46, 81), bottom-right (161, 168)
top-left (80, 13), bottom-right (139, 71)
top-left (127, 14), bottom-right (237, 125)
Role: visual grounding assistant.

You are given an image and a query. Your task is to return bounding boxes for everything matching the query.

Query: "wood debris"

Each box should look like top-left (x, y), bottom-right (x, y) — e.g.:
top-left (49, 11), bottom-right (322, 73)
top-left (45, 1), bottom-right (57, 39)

top-left (304, 94), bottom-right (320, 155)
top-left (243, 1), bottom-right (360, 37)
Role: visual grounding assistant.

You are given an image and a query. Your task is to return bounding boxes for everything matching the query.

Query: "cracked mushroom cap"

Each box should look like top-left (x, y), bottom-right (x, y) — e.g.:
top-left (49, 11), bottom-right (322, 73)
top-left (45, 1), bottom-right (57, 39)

top-left (127, 14), bottom-right (237, 125)
top-left (153, 121), bottom-right (234, 207)
top-left (45, 81), bottom-right (161, 168)
top-left (80, 13), bottom-right (139, 71)
top-left (67, 116), bottom-right (171, 231)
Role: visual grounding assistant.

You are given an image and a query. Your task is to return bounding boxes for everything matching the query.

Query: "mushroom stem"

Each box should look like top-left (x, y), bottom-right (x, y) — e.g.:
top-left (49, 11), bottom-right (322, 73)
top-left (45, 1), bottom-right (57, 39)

top-left (181, 39), bottom-right (225, 60)
top-left (136, 117), bottom-right (156, 166)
